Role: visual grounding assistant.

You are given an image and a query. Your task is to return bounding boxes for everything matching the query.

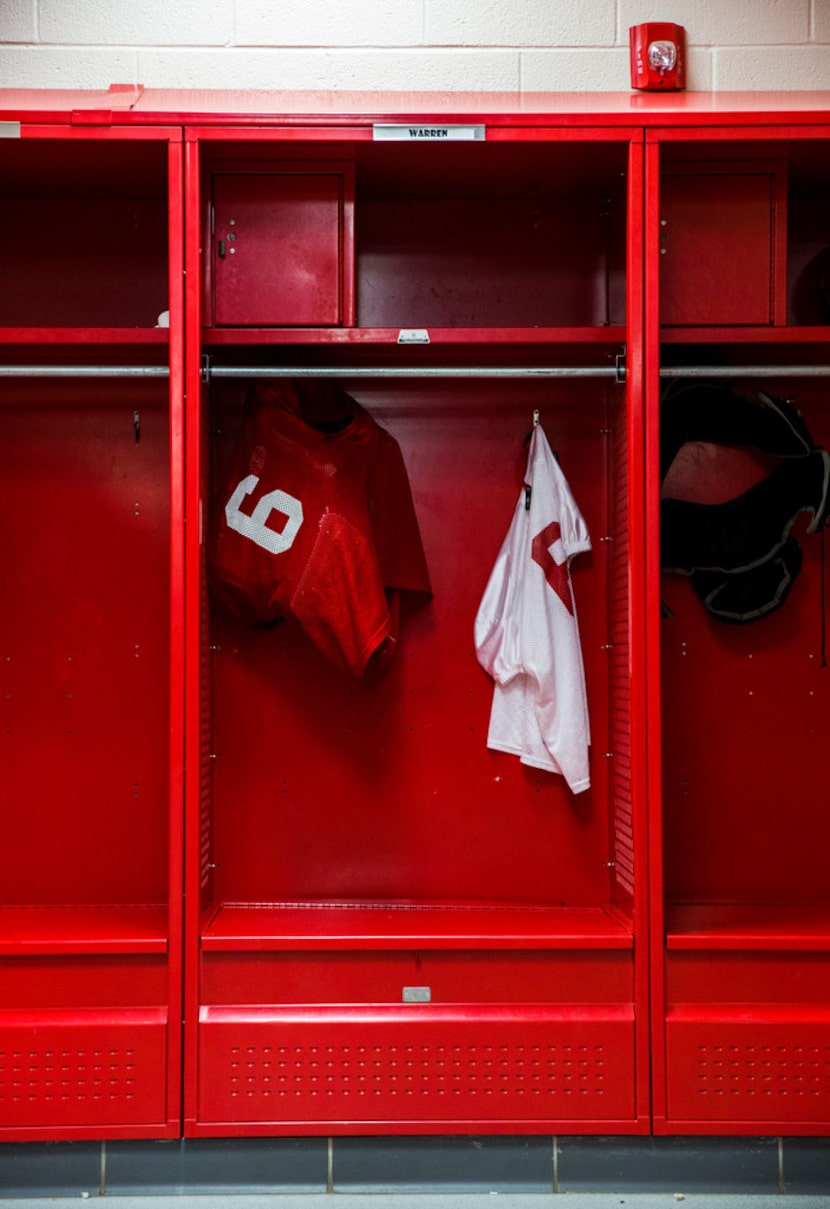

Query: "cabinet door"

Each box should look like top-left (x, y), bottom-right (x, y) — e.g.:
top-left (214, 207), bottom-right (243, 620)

top-left (659, 171), bottom-right (782, 326)
top-left (212, 173), bottom-right (345, 326)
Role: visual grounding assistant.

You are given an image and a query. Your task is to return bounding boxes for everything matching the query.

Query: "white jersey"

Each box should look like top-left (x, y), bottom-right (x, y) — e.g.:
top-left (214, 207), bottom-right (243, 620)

top-left (474, 424), bottom-right (591, 794)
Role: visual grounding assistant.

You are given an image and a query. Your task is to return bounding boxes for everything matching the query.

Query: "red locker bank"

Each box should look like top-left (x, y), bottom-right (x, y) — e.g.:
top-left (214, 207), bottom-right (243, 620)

top-left (0, 86), bottom-right (829, 1141)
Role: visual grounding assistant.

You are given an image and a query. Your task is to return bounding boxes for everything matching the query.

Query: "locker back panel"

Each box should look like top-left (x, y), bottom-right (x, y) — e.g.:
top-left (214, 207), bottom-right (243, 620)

top-left (0, 138), bottom-right (169, 330)
top-left (356, 200), bottom-right (618, 328)
top-left (660, 385), bottom-right (830, 908)
top-left (0, 199), bottom-right (169, 329)
top-left (208, 381), bottom-right (621, 909)
top-left (0, 381), bottom-right (171, 907)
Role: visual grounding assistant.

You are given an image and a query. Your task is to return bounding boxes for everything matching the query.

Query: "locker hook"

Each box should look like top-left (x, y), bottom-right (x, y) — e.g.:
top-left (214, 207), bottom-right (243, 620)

top-left (532, 408), bottom-right (540, 428)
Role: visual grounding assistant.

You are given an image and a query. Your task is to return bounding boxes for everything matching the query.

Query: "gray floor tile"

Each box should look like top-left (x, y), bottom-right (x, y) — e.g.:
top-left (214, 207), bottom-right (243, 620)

top-left (0, 1141), bottom-right (101, 1198)
top-left (556, 1135), bottom-right (781, 1194)
top-left (782, 1137), bottom-right (830, 1194)
top-left (332, 1135), bottom-right (554, 1192)
top-left (103, 1137), bottom-right (329, 1195)
top-left (3, 1193), bottom-right (830, 1208)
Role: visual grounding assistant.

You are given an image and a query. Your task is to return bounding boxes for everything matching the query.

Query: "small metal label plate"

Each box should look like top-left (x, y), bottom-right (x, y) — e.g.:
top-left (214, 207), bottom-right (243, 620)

top-left (402, 986), bottom-right (432, 1003)
top-left (373, 124), bottom-right (485, 142)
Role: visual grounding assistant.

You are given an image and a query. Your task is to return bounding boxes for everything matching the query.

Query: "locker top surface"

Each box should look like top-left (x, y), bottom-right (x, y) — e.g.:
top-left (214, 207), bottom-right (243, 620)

top-left (4, 85), bottom-right (830, 127)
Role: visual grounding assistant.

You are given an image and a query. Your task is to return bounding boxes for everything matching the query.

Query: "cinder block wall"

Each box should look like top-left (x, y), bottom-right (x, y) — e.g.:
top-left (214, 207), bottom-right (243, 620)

top-left (1, 0), bottom-right (830, 92)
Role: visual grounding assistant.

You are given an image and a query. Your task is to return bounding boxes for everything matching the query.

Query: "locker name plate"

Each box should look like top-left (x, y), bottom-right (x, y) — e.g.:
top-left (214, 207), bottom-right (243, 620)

top-left (373, 124), bottom-right (485, 142)
top-left (0, 122), bottom-right (21, 138)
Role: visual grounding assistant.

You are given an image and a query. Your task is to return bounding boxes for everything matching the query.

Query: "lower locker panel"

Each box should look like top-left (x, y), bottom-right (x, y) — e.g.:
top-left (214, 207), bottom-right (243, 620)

top-left (666, 1007), bottom-right (830, 1125)
top-left (0, 1008), bottom-right (168, 1131)
top-left (198, 1005), bottom-right (635, 1126)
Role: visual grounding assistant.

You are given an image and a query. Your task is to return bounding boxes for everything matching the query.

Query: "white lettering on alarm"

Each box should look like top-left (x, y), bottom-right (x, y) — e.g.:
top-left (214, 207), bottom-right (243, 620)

top-left (225, 474), bottom-right (303, 555)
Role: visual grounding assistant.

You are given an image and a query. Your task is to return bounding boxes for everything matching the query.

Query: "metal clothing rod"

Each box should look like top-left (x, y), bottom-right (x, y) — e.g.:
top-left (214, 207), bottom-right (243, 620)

top-left (0, 366), bottom-right (169, 378)
top-left (206, 363), bottom-right (830, 382)
top-left (661, 365), bottom-right (830, 378)
top-left (5, 363), bottom-right (824, 382)
top-left (205, 365), bottom-right (622, 380)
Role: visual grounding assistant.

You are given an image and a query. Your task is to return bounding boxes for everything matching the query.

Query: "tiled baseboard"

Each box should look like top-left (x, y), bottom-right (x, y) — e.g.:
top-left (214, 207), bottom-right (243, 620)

top-left (1, 1136), bottom-right (829, 1198)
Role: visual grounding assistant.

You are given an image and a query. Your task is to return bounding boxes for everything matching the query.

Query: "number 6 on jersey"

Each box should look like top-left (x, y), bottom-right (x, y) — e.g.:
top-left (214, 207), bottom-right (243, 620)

top-left (225, 474), bottom-right (304, 555)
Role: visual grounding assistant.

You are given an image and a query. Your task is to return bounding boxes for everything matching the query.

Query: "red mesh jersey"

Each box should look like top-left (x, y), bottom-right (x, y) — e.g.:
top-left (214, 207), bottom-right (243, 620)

top-left (209, 379), bottom-right (431, 680)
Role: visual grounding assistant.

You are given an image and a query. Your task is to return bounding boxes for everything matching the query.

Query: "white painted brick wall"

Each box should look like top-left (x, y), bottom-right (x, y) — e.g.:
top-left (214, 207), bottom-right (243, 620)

top-left (425, 1), bottom-right (615, 49)
top-left (39, 0), bottom-right (234, 46)
top-left (136, 47), bottom-right (520, 92)
top-left (235, 1), bottom-right (424, 48)
top-left (2, 0), bottom-right (37, 44)
top-left (1, 0), bottom-right (829, 92)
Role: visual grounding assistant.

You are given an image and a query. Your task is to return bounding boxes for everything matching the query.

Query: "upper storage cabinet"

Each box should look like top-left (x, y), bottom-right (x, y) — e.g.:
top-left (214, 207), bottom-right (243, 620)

top-left (199, 133), bottom-right (630, 339)
top-left (659, 159), bottom-right (787, 327)
top-left (654, 132), bottom-right (830, 337)
top-left (210, 163), bottom-right (354, 327)
top-left (0, 135), bottom-right (170, 337)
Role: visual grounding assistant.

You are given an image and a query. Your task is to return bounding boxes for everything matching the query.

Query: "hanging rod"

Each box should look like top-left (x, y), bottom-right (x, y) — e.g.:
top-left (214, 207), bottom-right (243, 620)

top-left (0, 365), bottom-right (169, 378)
top-left (3, 362), bottom-right (827, 382)
top-left (203, 364), bottom-right (622, 381)
top-left (204, 361), bottom-right (830, 383)
top-left (661, 365), bottom-right (830, 378)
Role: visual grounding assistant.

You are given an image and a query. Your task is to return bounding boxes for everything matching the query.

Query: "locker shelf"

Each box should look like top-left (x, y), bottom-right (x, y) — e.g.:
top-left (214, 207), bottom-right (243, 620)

top-left (0, 906), bottom-right (169, 955)
top-left (666, 904), bottom-right (830, 951)
top-left (202, 326), bottom-right (628, 347)
top-left (200, 901), bottom-right (633, 951)
top-left (661, 325), bottom-right (830, 344)
top-left (0, 328), bottom-right (170, 345)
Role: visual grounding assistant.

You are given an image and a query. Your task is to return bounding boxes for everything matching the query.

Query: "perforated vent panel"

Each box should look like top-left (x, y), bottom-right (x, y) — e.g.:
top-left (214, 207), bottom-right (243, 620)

top-left (668, 1015), bottom-right (830, 1124)
top-left (609, 396), bottom-right (634, 901)
top-left (1, 1045), bottom-right (138, 1102)
top-left (229, 1040), bottom-right (608, 1101)
top-left (0, 1011), bottom-right (167, 1130)
top-left (199, 1008), bottom-right (635, 1125)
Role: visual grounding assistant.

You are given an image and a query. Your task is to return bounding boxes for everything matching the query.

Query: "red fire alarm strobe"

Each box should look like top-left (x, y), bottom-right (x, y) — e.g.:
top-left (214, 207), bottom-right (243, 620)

top-left (630, 22), bottom-right (686, 91)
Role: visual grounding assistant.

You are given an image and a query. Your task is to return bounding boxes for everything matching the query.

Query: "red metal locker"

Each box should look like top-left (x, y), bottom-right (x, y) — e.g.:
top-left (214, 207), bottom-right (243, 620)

top-left (183, 118), bottom-right (649, 1137)
top-left (0, 105), bottom-right (185, 1140)
top-left (646, 125), bottom-right (830, 1137)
